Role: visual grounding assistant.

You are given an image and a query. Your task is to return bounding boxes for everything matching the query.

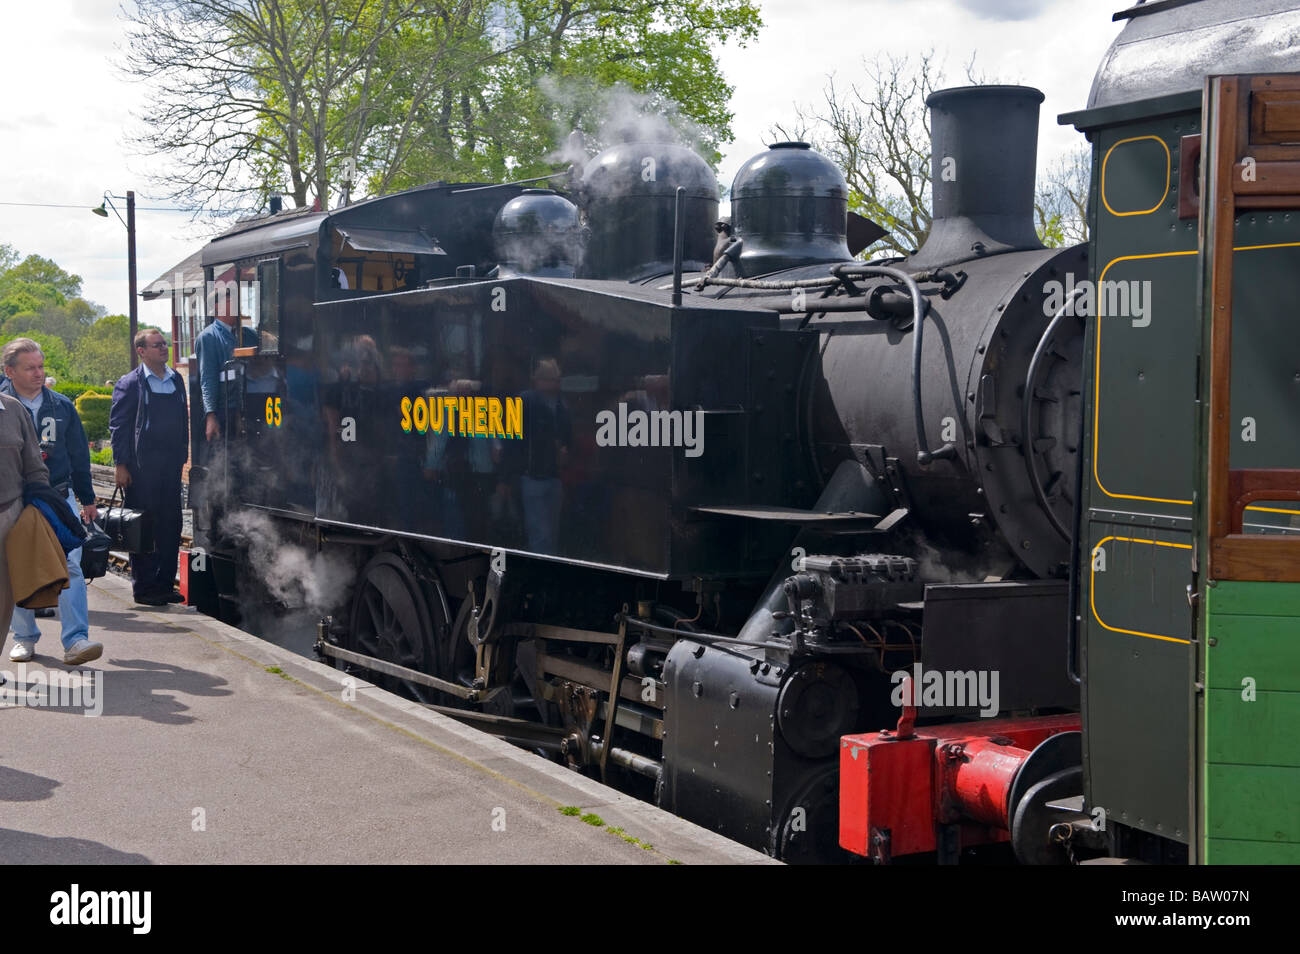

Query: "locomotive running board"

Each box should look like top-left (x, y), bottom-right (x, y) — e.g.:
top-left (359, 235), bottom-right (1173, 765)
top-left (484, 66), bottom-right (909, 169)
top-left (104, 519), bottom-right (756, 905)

top-left (691, 505), bottom-right (907, 531)
top-left (316, 640), bottom-right (503, 704)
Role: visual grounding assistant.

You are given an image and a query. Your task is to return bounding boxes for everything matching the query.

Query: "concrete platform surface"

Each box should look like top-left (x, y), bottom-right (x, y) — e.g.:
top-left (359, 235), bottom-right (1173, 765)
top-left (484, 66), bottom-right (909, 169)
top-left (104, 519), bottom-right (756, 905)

top-left (0, 572), bottom-right (777, 865)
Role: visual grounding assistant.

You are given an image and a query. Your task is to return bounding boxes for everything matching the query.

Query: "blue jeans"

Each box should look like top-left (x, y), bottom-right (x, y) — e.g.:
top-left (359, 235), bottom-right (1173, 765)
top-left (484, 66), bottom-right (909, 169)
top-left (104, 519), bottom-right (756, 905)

top-left (520, 476), bottom-right (563, 553)
top-left (11, 488), bottom-right (90, 651)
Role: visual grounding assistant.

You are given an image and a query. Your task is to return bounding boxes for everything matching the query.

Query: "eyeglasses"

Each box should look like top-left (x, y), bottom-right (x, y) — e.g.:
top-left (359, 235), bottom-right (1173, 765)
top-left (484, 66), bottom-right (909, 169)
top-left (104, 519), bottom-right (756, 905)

top-left (142, 342), bottom-right (168, 350)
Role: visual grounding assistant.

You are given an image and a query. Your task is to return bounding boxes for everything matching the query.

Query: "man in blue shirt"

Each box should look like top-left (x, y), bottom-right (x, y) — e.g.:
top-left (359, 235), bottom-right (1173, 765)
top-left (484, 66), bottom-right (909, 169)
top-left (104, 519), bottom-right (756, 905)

top-left (0, 338), bottom-right (102, 666)
top-left (194, 311), bottom-right (258, 443)
top-left (110, 330), bottom-right (189, 606)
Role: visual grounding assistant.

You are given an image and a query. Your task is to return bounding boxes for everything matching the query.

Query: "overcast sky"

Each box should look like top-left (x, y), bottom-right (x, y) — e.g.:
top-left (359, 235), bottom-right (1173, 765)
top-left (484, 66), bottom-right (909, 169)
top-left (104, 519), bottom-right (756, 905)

top-left (0, 0), bottom-right (1126, 328)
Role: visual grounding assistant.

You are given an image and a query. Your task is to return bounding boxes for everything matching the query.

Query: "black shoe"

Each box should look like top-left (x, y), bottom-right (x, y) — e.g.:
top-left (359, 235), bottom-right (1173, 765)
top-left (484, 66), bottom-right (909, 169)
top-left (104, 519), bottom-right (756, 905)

top-left (34, 608), bottom-right (56, 619)
top-left (164, 592), bottom-right (185, 604)
top-left (135, 593), bottom-right (168, 607)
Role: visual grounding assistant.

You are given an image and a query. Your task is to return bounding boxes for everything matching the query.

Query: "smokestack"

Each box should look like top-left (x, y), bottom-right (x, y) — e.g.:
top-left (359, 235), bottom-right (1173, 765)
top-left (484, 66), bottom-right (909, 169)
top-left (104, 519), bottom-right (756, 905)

top-left (909, 85), bottom-right (1045, 269)
top-left (269, 195), bottom-right (283, 215)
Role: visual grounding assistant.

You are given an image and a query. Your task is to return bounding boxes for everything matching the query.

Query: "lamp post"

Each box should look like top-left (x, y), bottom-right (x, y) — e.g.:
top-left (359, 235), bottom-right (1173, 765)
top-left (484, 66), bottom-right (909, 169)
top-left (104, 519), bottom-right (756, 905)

top-left (91, 191), bottom-right (139, 369)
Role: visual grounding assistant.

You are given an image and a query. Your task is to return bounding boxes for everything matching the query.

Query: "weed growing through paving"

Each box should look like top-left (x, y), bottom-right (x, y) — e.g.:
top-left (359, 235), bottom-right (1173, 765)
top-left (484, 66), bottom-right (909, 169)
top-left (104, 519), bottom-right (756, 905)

top-left (264, 665), bottom-right (290, 679)
top-left (557, 806), bottom-right (671, 860)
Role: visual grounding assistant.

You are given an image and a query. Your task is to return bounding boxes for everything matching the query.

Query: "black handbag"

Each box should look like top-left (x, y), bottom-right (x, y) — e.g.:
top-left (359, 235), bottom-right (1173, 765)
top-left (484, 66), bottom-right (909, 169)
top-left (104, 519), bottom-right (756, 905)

top-left (80, 523), bottom-right (112, 581)
top-left (99, 486), bottom-right (155, 554)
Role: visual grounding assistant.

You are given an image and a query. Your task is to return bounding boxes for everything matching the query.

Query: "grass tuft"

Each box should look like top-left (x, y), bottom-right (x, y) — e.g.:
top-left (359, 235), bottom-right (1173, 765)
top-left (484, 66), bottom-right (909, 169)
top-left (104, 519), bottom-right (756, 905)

top-left (559, 805), bottom-right (581, 816)
top-left (579, 812), bottom-right (605, 827)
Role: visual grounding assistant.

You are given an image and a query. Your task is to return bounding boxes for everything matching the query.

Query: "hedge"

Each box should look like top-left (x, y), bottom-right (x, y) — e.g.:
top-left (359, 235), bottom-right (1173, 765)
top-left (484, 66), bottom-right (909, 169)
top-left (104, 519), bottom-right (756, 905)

top-left (53, 381), bottom-right (112, 403)
top-left (75, 392), bottom-right (112, 443)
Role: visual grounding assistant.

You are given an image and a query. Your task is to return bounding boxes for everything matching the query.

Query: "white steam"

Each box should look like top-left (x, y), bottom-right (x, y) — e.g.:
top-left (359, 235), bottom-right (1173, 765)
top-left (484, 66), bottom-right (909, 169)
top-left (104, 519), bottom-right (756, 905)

top-left (219, 509), bottom-right (354, 615)
top-left (541, 77), bottom-right (705, 166)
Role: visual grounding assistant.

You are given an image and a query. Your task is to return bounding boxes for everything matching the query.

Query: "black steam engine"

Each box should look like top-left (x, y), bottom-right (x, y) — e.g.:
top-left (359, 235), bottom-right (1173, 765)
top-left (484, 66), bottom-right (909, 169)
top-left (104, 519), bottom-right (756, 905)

top-left (189, 83), bottom-right (1086, 863)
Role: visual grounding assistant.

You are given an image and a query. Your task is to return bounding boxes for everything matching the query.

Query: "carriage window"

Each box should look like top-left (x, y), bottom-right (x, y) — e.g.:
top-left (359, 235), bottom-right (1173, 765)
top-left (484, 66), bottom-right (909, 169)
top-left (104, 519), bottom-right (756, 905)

top-left (329, 226), bottom-right (442, 293)
top-left (257, 260), bottom-right (280, 353)
top-left (239, 266), bottom-right (260, 330)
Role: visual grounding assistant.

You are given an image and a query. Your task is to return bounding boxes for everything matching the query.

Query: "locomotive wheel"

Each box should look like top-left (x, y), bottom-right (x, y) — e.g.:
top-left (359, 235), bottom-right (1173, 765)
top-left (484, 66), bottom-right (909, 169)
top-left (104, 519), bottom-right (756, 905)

top-left (347, 552), bottom-right (441, 704)
top-left (445, 583), bottom-right (538, 722)
top-left (776, 766), bottom-right (846, 865)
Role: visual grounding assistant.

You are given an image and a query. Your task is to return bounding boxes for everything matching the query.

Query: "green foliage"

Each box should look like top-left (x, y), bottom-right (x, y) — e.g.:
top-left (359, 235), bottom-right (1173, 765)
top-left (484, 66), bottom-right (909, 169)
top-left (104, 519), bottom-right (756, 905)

top-left (70, 314), bottom-right (131, 387)
top-left (126, 0), bottom-right (760, 213)
top-left (0, 252), bottom-right (85, 321)
top-left (0, 331), bottom-right (73, 383)
top-left (53, 381), bottom-right (111, 403)
top-left (0, 246), bottom-right (107, 358)
top-left (0, 255), bottom-right (82, 299)
top-left (90, 446), bottom-right (114, 466)
top-left (75, 393), bottom-right (112, 443)
top-left (380, 0), bottom-right (763, 191)
top-left (0, 284), bottom-right (64, 320)
top-left (559, 805), bottom-right (581, 816)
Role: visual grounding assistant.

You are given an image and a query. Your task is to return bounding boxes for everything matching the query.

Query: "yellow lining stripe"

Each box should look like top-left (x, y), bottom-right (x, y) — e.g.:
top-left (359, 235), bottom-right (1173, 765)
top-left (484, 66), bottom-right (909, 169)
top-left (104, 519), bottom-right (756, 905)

top-left (1093, 241), bottom-right (1300, 505)
top-left (1090, 535), bottom-right (1193, 644)
top-left (1101, 135), bottom-right (1171, 217)
top-left (1093, 251), bottom-right (1198, 505)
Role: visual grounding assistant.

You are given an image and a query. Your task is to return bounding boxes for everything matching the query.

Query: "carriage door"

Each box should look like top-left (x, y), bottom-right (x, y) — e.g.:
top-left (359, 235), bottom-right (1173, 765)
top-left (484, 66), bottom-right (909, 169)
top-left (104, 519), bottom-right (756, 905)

top-left (225, 258), bottom-right (288, 511)
top-left (1199, 73), bottom-right (1300, 863)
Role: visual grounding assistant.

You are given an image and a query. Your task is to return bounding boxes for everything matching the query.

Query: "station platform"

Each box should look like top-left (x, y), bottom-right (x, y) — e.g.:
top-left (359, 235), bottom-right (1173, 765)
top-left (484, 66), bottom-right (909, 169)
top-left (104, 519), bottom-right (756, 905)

top-left (0, 572), bottom-right (776, 865)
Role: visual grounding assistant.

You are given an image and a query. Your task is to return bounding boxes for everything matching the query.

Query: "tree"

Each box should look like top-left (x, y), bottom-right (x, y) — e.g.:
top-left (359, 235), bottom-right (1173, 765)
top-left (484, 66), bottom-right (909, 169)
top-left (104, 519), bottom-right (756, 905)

top-left (0, 252), bottom-right (87, 321)
top-left (122, 0), bottom-right (761, 214)
top-left (1035, 145), bottom-right (1090, 247)
top-left (775, 53), bottom-right (1089, 256)
top-left (0, 254), bottom-right (82, 299)
top-left (0, 331), bottom-right (74, 384)
top-left (0, 286), bottom-right (64, 321)
top-left (70, 314), bottom-right (132, 386)
top-left (380, 0), bottom-right (763, 190)
top-left (123, 0), bottom-right (499, 214)
top-left (772, 53), bottom-right (940, 257)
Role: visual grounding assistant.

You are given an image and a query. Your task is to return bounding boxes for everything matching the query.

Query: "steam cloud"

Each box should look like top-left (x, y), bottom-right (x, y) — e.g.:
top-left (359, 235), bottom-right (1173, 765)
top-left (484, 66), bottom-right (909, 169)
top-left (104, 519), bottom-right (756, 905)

top-left (219, 508), bottom-right (354, 616)
top-left (541, 77), bottom-right (706, 167)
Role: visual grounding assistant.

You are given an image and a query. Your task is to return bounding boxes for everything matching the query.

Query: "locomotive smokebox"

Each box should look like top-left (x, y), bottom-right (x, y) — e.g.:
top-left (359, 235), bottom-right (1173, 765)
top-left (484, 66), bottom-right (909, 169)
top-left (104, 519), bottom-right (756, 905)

top-left (577, 141), bottom-right (718, 281)
top-left (493, 189), bottom-right (581, 277)
top-left (910, 85), bottom-right (1045, 269)
top-left (730, 142), bottom-right (851, 276)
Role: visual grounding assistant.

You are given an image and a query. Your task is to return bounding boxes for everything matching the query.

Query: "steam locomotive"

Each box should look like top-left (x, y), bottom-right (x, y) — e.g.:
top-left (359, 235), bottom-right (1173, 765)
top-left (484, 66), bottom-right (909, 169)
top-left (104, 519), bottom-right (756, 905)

top-left (184, 0), bottom-right (1300, 865)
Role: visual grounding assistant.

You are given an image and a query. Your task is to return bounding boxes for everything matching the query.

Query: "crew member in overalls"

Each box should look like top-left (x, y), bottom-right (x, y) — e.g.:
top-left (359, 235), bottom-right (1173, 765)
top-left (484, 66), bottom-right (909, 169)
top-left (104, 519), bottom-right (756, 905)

top-left (0, 338), bottom-right (103, 665)
top-left (110, 330), bottom-right (190, 606)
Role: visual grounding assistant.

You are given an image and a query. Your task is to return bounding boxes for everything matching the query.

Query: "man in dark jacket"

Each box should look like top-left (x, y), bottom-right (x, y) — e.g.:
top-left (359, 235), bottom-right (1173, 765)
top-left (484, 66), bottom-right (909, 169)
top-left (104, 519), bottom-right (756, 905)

top-left (110, 330), bottom-right (189, 606)
top-left (0, 338), bottom-right (102, 665)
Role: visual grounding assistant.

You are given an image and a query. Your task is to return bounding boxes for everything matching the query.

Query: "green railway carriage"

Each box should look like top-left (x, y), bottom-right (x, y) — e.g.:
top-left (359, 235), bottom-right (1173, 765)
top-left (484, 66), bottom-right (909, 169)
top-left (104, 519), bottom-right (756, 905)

top-left (1062, 0), bottom-right (1300, 863)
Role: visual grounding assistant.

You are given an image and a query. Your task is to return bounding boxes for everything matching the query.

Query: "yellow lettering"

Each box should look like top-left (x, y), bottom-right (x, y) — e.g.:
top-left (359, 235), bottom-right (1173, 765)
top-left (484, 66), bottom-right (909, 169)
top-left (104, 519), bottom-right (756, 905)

top-left (412, 396), bottom-right (429, 434)
top-left (474, 397), bottom-right (487, 437)
top-left (505, 397), bottom-right (522, 438)
top-left (444, 397), bottom-right (457, 434)
top-left (401, 396), bottom-right (412, 433)
top-left (458, 396), bottom-right (474, 436)
top-left (487, 398), bottom-right (503, 438)
top-left (430, 393), bottom-right (443, 433)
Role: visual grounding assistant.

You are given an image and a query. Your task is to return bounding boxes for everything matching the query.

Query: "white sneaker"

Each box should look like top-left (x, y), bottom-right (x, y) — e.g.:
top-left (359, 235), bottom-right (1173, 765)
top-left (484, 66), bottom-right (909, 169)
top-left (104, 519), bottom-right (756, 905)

top-left (9, 639), bottom-right (35, 662)
top-left (63, 639), bottom-right (103, 666)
